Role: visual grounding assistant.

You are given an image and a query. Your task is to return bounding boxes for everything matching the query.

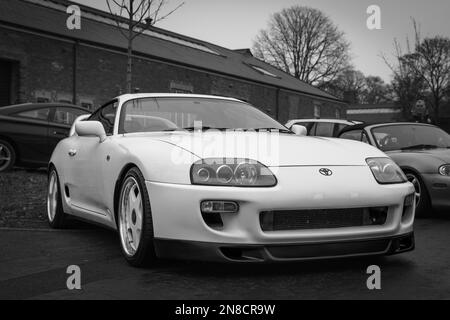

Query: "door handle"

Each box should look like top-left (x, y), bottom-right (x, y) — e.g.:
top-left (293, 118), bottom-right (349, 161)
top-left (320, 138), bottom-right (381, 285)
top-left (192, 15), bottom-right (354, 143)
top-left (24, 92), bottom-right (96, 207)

top-left (68, 149), bottom-right (77, 157)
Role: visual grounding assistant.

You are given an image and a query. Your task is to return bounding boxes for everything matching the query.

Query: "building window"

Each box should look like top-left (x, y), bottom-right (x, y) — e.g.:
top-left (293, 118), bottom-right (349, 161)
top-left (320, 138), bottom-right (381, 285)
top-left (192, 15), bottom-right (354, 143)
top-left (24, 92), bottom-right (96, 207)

top-left (247, 64), bottom-right (280, 78)
top-left (170, 81), bottom-right (193, 94)
top-left (314, 104), bottom-right (321, 119)
top-left (36, 97), bottom-right (50, 103)
top-left (81, 102), bottom-right (93, 110)
top-left (335, 108), bottom-right (341, 119)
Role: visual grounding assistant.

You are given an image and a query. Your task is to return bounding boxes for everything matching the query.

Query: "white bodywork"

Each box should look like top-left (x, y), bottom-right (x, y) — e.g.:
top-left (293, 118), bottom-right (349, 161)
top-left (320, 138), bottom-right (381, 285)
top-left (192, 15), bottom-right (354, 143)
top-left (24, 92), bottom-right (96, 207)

top-left (50, 94), bottom-right (415, 261)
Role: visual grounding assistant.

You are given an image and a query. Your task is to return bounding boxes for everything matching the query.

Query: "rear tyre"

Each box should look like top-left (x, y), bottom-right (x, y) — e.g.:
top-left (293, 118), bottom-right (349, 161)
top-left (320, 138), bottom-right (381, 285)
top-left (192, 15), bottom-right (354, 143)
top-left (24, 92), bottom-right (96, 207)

top-left (405, 171), bottom-right (431, 218)
top-left (118, 167), bottom-right (156, 267)
top-left (47, 168), bottom-right (67, 228)
top-left (0, 139), bottom-right (16, 172)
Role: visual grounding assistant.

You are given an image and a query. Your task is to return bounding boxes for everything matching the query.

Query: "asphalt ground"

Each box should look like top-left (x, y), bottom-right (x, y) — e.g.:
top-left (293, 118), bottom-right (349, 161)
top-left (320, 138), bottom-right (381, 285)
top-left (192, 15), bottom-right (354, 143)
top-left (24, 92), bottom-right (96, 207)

top-left (0, 218), bottom-right (449, 300)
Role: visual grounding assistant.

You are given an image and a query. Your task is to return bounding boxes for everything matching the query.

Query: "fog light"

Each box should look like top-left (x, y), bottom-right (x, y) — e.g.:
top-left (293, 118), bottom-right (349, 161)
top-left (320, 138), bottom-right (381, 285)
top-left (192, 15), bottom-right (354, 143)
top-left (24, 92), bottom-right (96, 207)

top-left (404, 193), bottom-right (415, 207)
top-left (368, 207), bottom-right (388, 225)
top-left (201, 201), bottom-right (239, 214)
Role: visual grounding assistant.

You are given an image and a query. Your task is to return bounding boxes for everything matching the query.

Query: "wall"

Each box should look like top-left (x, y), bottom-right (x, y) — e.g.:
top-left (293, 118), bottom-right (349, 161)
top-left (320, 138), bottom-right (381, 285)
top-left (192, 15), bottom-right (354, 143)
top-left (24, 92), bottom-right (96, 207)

top-left (0, 26), bottom-right (347, 121)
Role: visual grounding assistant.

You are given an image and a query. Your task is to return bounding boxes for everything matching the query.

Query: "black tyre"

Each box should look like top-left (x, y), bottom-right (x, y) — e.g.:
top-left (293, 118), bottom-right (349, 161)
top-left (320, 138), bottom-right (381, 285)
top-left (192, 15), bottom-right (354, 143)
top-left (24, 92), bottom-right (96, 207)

top-left (118, 167), bottom-right (156, 267)
top-left (47, 167), bottom-right (67, 228)
top-left (0, 139), bottom-right (16, 172)
top-left (405, 171), bottom-right (431, 218)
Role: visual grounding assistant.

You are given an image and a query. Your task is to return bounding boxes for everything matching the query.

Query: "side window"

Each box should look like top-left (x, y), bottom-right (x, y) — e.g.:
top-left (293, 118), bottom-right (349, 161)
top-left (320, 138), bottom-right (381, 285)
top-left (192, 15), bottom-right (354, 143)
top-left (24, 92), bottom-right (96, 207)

top-left (15, 108), bottom-right (50, 121)
top-left (335, 124), bottom-right (348, 136)
top-left (52, 107), bottom-right (86, 126)
top-left (315, 122), bottom-right (334, 137)
top-left (89, 101), bottom-right (118, 135)
top-left (308, 123), bottom-right (317, 136)
top-left (340, 130), bottom-right (363, 141)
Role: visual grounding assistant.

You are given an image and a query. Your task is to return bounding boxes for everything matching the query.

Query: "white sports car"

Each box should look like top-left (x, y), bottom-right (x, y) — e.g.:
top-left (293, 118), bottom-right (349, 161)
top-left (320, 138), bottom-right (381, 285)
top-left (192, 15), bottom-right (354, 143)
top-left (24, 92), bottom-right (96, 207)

top-left (47, 94), bottom-right (416, 267)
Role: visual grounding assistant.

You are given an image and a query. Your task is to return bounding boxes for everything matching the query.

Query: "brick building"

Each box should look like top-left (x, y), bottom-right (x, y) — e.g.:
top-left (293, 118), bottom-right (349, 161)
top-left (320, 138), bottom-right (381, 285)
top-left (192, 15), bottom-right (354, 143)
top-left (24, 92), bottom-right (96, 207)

top-left (347, 103), bottom-right (404, 123)
top-left (0, 0), bottom-right (346, 123)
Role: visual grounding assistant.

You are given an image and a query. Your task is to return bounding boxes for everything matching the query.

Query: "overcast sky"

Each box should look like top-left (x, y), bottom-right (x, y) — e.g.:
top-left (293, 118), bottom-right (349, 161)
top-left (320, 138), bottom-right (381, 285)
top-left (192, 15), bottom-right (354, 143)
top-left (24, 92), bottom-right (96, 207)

top-left (72, 0), bottom-right (450, 83)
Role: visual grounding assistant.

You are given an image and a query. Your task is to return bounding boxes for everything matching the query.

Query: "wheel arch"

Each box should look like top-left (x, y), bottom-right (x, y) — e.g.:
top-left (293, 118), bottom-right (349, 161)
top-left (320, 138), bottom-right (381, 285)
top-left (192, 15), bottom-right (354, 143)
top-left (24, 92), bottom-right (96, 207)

top-left (0, 134), bottom-right (20, 162)
top-left (401, 166), bottom-right (432, 206)
top-left (400, 166), bottom-right (421, 176)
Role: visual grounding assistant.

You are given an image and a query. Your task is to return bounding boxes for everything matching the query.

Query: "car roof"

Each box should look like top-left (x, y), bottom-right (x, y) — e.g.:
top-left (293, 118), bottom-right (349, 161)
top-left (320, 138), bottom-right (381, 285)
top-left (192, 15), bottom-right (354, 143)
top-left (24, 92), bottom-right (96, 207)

top-left (338, 122), bottom-right (438, 135)
top-left (0, 102), bottom-right (89, 115)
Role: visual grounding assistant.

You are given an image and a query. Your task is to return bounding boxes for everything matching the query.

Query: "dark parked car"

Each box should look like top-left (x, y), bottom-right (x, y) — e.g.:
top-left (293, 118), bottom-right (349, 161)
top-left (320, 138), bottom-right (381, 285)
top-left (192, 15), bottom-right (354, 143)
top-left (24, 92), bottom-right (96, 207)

top-left (0, 103), bottom-right (90, 172)
top-left (339, 122), bottom-right (450, 217)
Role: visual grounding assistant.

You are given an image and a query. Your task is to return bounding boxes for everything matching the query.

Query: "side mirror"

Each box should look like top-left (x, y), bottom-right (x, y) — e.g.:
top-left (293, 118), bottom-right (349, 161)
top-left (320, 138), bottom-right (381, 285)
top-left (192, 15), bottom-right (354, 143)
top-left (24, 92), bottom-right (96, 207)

top-left (70, 114), bottom-right (91, 137)
top-left (291, 124), bottom-right (307, 136)
top-left (75, 121), bottom-right (107, 142)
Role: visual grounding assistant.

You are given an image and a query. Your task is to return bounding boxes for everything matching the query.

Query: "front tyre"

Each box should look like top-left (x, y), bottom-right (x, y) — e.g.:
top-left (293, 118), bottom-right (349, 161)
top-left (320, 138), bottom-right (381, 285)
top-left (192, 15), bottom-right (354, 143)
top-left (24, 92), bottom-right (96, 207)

top-left (118, 167), bottom-right (156, 267)
top-left (405, 171), bottom-right (431, 218)
top-left (0, 139), bottom-right (16, 172)
top-left (47, 168), bottom-right (67, 228)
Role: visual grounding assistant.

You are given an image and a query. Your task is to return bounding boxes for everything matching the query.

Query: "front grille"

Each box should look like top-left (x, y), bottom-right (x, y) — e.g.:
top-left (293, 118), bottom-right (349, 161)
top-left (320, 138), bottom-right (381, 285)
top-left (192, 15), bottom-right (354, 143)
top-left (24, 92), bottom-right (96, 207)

top-left (260, 207), bottom-right (388, 231)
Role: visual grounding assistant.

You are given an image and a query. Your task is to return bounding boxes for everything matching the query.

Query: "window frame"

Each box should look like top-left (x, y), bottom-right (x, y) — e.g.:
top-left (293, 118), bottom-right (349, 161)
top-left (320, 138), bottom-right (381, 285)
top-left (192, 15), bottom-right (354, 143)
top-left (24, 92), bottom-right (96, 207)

top-left (339, 129), bottom-right (364, 141)
top-left (88, 99), bottom-right (118, 136)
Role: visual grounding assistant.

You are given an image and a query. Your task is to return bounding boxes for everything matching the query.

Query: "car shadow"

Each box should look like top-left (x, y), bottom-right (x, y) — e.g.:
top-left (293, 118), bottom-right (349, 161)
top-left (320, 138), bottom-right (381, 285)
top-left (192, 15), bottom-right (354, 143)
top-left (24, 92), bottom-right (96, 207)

top-left (150, 254), bottom-right (414, 278)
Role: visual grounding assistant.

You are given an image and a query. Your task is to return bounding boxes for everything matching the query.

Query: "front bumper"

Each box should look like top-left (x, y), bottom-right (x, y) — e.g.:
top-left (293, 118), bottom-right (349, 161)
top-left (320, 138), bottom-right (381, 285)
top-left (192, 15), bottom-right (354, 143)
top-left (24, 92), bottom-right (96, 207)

top-left (146, 166), bottom-right (415, 250)
top-left (154, 232), bottom-right (415, 262)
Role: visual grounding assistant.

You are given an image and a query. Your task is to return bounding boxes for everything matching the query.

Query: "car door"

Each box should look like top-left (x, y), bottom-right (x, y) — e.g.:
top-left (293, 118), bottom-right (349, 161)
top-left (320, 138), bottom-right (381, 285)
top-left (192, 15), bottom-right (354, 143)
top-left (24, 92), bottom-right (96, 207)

top-left (48, 106), bottom-right (88, 155)
top-left (68, 101), bottom-right (118, 216)
top-left (11, 107), bottom-right (51, 165)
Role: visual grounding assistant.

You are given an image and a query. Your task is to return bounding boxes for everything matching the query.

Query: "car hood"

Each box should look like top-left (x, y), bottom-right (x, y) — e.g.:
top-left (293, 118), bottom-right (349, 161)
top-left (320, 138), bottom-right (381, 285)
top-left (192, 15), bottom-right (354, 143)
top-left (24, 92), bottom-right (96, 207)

top-left (141, 131), bottom-right (385, 167)
top-left (387, 148), bottom-right (450, 164)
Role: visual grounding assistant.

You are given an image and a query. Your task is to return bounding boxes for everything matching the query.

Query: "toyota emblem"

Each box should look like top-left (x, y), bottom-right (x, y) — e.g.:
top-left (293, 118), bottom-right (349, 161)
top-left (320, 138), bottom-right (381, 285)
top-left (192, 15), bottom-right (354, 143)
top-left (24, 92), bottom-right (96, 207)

top-left (319, 168), bottom-right (333, 176)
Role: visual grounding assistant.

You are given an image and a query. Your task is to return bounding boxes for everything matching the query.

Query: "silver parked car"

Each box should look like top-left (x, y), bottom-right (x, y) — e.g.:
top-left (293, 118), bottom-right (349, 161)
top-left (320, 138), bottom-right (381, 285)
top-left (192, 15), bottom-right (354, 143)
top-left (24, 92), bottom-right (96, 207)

top-left (339, 122), bottom-right (450, 217)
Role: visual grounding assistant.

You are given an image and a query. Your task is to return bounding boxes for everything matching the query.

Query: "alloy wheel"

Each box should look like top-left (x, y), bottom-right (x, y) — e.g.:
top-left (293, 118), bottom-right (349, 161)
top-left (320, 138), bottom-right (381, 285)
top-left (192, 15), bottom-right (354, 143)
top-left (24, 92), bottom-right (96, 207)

top-left (119, 177), bottom-right (144, 257)
top-left (47, 170), bottom-right (59, 222)
top-left (0, 143), bottom-right (12, 172)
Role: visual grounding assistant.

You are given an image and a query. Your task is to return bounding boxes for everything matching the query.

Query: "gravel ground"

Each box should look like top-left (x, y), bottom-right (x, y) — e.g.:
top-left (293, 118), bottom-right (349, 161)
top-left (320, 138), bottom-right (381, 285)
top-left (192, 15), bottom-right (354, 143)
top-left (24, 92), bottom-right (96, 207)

top-left (0, 169), bottom-right (49, 229)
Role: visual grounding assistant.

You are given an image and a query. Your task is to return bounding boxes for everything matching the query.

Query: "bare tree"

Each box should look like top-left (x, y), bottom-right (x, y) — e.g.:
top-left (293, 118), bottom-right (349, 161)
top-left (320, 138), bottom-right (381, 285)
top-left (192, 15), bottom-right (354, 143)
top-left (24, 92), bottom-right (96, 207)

top-left (106, 0), bottom-right (184, 93)
top-left (361, 76), bottom-right (393, 105)
top-left (253, 6), bottom-right (350, 85)
top-left (383, 21), bottom-right (450, 122)
top-left (383, 35), bottom-right (425, 119)
top-left (321, 68), bottom-right (393, 104)
top-left (409, 37), bottom-right (450, 122)
top-left (320, 68), bottom-right (366, 102)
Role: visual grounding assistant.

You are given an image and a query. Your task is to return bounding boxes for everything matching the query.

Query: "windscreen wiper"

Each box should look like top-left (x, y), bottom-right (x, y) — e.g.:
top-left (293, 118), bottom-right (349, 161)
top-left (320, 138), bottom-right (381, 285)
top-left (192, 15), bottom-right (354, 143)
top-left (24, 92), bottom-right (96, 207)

top-left (400, 144), bottom-right (439, 150)
top-left (252, 127), bottom-right (293, 134)
top-left (182, 126), bottom-right (230, 131)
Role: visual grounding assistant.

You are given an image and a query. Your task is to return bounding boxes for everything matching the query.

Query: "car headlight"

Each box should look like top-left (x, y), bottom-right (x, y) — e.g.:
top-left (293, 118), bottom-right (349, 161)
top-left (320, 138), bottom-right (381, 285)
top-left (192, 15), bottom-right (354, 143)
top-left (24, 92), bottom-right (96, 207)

top-left (439, 164), bottom-right (450, 176)
top-left (191, 158), bottom-right (277, 187)
top-left (366, 157), bottom-right (407, 184)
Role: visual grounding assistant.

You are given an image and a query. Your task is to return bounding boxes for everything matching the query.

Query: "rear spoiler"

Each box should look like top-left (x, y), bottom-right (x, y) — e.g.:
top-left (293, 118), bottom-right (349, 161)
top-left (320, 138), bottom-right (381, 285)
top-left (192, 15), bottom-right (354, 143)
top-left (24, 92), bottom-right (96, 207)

top-left (69, 114), bottom-right (91, 137)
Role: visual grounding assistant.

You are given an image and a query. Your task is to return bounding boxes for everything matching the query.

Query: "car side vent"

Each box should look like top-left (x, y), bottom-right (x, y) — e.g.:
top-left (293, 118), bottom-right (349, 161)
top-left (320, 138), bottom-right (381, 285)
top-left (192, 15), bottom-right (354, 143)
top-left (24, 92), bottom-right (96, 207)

top-left (64, 185), bottom-right (70, 198)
